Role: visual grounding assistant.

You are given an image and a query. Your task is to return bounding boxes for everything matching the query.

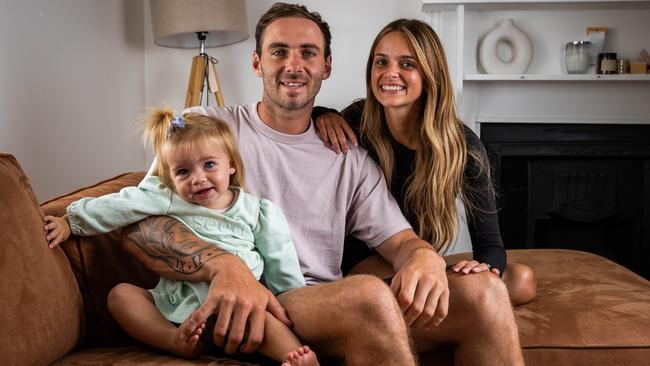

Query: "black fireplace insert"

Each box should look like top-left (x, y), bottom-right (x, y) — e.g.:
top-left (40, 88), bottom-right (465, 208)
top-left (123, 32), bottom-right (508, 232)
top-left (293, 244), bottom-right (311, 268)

top-left (481, 123), bottom-right (650, 279)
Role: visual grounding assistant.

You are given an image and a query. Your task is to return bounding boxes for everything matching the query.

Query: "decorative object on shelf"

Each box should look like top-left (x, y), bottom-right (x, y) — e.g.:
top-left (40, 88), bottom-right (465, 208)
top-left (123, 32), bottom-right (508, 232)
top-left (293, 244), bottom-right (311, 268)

top-left (478, 18), bottom-right (533, 74)
top-left (586, 27), bottom-right (608, 67)
top-left (617, 59), bottom-right (629, 74)
top-left (565, 41), bottom-right (591, 74)
top-left (640, 49), bottom-right (650, 72)
top-left (630, 62), bottom-right (647, 74)
top-left (598, 52), bottom-right (617, 74)
top-left (640, 49), bottom-right (649, 63)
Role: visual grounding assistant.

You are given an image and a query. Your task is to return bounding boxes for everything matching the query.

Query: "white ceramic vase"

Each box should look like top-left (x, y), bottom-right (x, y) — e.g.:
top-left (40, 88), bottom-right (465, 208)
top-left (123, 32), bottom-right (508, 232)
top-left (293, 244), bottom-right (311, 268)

top-left (479, 18), bottom-right (533, 74)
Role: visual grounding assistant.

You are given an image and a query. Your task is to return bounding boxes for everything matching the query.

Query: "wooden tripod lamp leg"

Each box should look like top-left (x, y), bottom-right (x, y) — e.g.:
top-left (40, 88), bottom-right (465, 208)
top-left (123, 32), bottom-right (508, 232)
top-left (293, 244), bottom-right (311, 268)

top-left (185, 54), bottom-right (225, 108)
top-left (185, 55), bottom-right (207, 108)
top-left (207, 59), bottom-right (224, 107)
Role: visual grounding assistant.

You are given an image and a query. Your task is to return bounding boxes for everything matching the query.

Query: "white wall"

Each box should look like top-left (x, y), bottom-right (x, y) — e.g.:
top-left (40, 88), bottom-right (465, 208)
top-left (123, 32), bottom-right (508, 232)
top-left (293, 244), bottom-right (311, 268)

top-left (144, 0), bottom-right (424, 112)
top-left (1, 0), bottom-right (428, 201)
top-left (0, 0), bottom-right (146, 201)
top-left (1, 0), bottom-right (471, 246)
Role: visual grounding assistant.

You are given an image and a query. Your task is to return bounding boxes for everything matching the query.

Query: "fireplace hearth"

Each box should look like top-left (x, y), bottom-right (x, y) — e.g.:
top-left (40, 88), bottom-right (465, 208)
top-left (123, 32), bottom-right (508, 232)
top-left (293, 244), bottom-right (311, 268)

top-left (481, 123), bottom-right (650, 279)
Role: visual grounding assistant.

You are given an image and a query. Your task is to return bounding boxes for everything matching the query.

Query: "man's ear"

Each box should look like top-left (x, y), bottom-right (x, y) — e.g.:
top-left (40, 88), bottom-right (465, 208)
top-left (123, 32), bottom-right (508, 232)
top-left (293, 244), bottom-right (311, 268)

top-left (322, 54), bottom-right (332, 80)
top-left (252, 51), bottom-right (263, 77)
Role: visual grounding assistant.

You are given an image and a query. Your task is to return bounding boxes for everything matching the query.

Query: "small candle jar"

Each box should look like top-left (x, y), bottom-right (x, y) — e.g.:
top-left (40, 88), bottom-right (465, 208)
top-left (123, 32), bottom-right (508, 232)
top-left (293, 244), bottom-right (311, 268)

top-left (598, 52), bottom-right (617, 74)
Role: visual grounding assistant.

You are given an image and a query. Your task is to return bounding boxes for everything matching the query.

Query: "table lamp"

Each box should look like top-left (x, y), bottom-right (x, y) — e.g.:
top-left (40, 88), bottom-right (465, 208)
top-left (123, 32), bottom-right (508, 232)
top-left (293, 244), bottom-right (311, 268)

top-left (150, 0), bottom-right (249, 108)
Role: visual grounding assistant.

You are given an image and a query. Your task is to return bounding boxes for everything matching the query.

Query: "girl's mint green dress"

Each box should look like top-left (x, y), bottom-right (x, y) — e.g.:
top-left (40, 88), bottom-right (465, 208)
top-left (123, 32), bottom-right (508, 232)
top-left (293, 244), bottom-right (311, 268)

top-left (67, 175), bottom-right (305, 323)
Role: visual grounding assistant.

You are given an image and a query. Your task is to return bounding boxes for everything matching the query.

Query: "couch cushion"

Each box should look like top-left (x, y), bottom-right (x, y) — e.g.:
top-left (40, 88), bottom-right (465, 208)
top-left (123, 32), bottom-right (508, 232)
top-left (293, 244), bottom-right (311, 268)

top-left (41, 171), bottom-right (159, 347)
top-left (446, 249), bottom-right (650, 365)
top-left (51, 346), bottom-right (261, 365)
top-left (0, 153), bottom-right (83, 365)
top-left (510, 249), bottom-right (650, 365)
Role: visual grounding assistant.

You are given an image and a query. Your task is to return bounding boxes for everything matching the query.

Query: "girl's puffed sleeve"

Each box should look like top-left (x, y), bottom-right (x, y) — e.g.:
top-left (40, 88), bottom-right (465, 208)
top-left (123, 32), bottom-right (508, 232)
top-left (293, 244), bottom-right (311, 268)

top-left (252, 199), bottom-right (306, 295)
top-left (66, 175), bottom-right (173, 236)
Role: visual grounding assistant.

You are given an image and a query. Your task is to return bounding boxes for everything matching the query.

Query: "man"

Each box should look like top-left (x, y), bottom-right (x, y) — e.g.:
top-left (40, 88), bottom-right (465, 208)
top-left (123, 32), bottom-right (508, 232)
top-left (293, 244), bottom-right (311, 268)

top-left (123, 3), bottom-right (523, 365)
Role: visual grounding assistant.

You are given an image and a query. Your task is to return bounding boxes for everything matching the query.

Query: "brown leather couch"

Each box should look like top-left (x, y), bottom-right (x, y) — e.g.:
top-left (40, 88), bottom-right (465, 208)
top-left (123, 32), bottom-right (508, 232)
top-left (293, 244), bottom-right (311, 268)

top-left (2, 152), bottom-right (650, 365)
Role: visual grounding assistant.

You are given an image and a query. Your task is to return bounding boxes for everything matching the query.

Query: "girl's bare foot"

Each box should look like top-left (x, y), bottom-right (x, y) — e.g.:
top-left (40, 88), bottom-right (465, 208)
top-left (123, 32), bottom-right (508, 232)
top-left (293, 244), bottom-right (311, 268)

top-left (171, 321), bottom-right (205, 358)
top-left (281, 345), bottom-right (320, 366)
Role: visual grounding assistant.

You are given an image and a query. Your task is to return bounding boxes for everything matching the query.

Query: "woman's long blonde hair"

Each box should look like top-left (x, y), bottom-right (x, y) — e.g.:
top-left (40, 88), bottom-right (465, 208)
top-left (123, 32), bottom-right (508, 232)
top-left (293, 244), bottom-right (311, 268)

top-left (361, 19), bottom-right (487, 253)
top-left (140, 106), bottom-right (245, 191)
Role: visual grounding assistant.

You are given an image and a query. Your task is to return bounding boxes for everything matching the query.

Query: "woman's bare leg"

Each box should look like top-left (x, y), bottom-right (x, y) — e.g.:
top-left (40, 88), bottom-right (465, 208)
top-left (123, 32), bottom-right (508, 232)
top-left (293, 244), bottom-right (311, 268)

top-left (502, 262), bottom-right (537, 306)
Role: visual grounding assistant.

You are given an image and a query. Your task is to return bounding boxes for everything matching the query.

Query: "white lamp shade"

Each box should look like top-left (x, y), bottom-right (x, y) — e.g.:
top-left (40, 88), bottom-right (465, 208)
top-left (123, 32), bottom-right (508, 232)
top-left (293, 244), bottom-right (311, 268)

top-left (150, 0), bottom-right (248, 48)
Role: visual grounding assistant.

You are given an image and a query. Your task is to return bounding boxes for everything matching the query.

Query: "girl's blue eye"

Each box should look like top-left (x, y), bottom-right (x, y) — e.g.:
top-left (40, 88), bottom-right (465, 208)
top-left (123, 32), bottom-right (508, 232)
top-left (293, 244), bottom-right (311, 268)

top-left (205, 161), bottom-right (216, 169)
top-left (176, 169), bottom-right (189, 176)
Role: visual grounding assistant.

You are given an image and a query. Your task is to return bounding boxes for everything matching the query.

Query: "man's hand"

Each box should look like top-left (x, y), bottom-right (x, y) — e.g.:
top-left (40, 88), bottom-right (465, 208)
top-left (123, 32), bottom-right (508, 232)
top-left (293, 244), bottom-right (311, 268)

top-left (121, 216), bottom-right (291, 353)
top-left (179, 255), bottom-right (291, 354)
top-left (391, 247), bottom-right (449, 329)
top-left (376, 230), bottom-right (450, 329)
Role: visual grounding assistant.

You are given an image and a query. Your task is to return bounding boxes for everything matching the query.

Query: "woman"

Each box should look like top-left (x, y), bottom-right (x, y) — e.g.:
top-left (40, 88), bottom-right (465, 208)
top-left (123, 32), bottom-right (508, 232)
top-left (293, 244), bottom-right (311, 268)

top-left (316, 19), bottom-right (536, 305)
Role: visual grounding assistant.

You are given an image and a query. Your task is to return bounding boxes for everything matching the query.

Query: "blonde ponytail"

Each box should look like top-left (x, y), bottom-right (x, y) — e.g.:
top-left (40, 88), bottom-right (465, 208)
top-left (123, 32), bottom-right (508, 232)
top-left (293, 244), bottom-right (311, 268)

top-left (139, 106), bottom-right (176, 185)
top-left (140, 106), bottom-right (175, 157)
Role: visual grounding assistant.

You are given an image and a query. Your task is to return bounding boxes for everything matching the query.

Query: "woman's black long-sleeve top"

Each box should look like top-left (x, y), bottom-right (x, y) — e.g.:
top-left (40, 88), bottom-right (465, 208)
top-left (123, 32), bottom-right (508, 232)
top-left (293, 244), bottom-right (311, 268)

top-left (329, 100), bottom-right (507, 275)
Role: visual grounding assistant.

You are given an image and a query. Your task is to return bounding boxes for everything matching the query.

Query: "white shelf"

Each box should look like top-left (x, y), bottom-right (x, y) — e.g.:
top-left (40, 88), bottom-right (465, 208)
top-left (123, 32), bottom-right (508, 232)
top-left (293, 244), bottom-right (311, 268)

top-left (464, 74), bottom-right (650, 81)
top-left (422, 0), bottom-right (650, 11)
top-left (422, 0), bottom-right (650, 128)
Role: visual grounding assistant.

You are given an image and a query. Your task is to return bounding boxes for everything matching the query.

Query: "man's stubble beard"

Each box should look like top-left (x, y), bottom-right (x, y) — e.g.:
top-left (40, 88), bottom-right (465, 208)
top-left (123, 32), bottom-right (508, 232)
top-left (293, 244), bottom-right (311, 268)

top-left (261, 70), bottom-right (322, 111)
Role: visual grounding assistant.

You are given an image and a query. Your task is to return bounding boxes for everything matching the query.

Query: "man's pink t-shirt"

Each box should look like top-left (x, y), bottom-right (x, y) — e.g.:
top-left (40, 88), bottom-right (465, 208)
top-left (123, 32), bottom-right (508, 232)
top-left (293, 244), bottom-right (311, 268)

top-left (187, 104), bottom-right (411, 284)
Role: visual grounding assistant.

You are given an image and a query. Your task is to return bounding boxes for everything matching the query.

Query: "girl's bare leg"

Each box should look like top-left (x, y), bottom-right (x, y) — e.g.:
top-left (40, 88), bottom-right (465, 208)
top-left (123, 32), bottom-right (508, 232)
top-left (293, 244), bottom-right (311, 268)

top-left (257, 311), bottom-right (319, 366)
top-left (107, 283), bottom-right (205, 358)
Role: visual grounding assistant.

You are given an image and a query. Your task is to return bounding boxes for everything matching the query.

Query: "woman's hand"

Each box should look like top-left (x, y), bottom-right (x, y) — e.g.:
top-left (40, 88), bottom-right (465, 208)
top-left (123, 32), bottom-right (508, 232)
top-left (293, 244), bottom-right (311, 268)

top-left (43, 215), bottom-right (71, 248)
top-left (315, 112), bottom-right (358, 154)
top-left (451, 259), bottom-right (500, 276)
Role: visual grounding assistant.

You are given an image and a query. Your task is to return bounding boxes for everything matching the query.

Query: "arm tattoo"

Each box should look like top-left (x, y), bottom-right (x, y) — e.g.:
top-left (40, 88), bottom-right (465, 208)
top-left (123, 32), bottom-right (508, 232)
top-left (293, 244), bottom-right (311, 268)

top-left (123, 216), bottom-right (227, 274)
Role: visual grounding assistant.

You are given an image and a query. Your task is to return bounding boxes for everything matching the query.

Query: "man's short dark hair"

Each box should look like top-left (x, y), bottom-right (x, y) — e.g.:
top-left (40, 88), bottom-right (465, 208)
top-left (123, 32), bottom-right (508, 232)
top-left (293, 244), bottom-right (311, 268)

top-left (255, 2), bottom-right (332, 59)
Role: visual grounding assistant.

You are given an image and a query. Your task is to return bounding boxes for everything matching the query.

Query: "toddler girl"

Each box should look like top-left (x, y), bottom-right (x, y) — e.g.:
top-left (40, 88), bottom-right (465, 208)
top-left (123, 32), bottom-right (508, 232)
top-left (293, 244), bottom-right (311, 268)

top-left (44, 107), bottom-right (319, 366)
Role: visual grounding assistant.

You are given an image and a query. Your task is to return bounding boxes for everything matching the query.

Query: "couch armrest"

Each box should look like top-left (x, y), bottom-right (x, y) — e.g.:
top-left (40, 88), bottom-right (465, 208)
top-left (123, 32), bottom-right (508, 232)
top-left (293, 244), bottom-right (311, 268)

top-left (40, 171), bottom-right (159, 347)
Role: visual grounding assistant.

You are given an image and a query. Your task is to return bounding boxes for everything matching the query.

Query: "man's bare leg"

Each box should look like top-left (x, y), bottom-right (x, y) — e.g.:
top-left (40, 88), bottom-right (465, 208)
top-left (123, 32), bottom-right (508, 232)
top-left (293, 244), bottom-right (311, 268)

top-left (409, 271), bottom-right (524, 365)
top-left (348, 255), bottom-right (523, 365)
top-left (277, 275), bottom-right (416, 366)
top-left (353, 254), bottom-right (537, 306)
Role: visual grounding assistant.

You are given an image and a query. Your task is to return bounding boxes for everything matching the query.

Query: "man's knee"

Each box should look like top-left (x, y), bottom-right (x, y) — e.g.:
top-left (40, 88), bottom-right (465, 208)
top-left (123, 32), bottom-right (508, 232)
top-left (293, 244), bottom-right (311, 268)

top-left (343, 275), bottom-right (401, 320)
top-left (451, 271), bottom-right (510, 316)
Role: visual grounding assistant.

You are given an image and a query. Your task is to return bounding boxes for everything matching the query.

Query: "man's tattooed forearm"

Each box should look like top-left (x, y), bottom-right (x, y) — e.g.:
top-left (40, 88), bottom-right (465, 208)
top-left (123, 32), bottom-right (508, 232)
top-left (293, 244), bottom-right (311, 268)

top-left (123, 216), bottom-right (227, 274)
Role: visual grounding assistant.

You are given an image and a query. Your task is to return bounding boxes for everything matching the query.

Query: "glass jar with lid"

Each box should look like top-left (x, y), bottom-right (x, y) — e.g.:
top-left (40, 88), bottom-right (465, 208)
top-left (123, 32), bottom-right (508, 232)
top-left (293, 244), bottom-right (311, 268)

top-left (565, 41), bottom-right (592, 74)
